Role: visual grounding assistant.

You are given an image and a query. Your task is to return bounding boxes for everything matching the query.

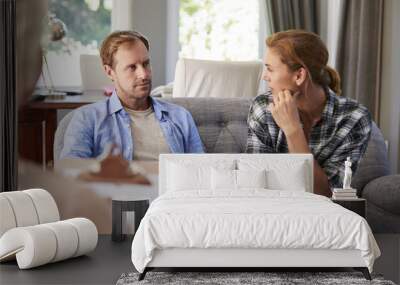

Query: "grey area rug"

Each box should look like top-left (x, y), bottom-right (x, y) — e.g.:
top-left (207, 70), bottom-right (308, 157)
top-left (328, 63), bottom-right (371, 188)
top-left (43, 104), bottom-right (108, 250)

top-left (116, 272), bottom-right (396, 285)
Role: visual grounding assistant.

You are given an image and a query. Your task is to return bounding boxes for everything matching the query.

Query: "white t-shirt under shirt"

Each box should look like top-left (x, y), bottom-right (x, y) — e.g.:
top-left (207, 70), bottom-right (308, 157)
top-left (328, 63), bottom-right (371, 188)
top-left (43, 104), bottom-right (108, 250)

top-left (124, 106), bottom-right (171, 160)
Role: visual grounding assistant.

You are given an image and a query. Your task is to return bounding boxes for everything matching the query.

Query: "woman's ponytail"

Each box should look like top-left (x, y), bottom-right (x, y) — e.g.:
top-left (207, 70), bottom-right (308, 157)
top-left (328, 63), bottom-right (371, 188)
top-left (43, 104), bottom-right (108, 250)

top-left (325, 65), bottom-right (341, 95)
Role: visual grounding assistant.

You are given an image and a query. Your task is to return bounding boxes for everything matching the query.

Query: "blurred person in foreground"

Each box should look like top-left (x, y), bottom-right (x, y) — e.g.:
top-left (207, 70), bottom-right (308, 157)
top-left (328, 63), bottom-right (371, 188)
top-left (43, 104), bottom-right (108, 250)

top-left (16, 0), bottom-right (111, 233)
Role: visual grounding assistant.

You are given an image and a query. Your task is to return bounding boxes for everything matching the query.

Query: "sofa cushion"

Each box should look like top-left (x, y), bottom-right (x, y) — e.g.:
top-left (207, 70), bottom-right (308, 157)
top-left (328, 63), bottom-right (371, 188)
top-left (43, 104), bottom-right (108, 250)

top-left (364, 200), bottom-right (400, 233)
top-left (362, 174), bottom-right (400, 216)
top-left (352, 122), bottom-right (390, 193)
top-left (166, 98), bottom-right (251, 153)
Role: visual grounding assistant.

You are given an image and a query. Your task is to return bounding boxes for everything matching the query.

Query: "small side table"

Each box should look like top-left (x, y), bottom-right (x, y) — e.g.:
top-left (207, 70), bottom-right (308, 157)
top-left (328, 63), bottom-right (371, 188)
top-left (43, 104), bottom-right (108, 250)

top-left (112, 199), bottom-right (149, 242)
top-left (332, 198), bottom-right (366, 218)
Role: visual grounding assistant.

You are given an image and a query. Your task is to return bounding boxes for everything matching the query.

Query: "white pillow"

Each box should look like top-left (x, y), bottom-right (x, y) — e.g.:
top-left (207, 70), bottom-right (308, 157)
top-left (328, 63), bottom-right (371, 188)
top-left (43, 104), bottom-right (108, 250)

top-left (237, 169), bottom-right (267, 189)
top-left (167, 160), bottom-right (235, 192)
top-left (211, 168), bottom-right (236, 190)
top-left (266, 166), bottom-right (306, 191)
top-left (168, 163), bottom-right (210, 191)
top-left (238, 159), bottom-right (308, 191)
top-left (211, 168), bottom-right (267, 191)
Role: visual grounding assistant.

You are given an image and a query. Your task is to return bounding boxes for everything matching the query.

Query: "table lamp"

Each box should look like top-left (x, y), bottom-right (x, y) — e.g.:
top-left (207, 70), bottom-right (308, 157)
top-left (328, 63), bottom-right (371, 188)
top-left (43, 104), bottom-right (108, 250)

top-left (41, 13), bottom-right (68, 97)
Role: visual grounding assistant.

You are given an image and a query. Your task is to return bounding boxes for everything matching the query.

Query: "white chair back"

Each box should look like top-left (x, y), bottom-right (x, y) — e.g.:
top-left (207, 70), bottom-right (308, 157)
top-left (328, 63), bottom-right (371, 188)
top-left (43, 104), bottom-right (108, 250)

top-left (172, 58), bottom-right (263, 98)
top-left (0, 189), bottom-right (97, 269)
top-left (0, 189), bottom-right (60, 237)
top-left (80, 54), bottom-right (112, 91)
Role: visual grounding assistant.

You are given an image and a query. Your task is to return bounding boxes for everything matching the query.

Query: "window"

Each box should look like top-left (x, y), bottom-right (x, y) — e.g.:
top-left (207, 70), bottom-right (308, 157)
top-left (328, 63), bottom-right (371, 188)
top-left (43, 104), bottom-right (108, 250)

top-left (179, 0), bottom-right (259, 61)
top-left (39, 0), bottom-right (112, 87)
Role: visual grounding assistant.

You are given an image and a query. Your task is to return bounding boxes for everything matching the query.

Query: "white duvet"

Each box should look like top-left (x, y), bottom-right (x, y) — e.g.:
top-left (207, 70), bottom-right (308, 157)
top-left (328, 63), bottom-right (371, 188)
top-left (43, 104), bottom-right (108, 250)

top-left (131, 190), bottom-right (380, 273)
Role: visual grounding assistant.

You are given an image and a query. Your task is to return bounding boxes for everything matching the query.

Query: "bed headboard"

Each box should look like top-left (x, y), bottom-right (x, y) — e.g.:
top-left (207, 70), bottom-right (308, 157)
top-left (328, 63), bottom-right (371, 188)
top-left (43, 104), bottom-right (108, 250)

top-left (159, 154), bottom-right (314, 195)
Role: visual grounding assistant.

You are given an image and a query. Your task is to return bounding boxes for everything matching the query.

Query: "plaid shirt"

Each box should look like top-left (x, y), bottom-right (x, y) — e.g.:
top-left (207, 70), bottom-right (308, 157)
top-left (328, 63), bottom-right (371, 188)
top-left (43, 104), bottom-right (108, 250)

top-left (246, 89), bottom-right (372, 189)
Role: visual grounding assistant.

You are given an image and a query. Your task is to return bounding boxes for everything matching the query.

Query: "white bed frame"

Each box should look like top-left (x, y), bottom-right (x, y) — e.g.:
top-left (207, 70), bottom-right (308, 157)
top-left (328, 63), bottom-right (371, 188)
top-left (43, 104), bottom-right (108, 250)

top-left (148, 248), bottom-right (366, 267)
top-left (139, 154), bottom-right (370, 280)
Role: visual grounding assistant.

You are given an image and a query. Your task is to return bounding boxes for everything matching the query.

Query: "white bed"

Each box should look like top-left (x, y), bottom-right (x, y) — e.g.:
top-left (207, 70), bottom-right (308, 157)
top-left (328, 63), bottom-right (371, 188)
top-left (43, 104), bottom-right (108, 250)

top-left (131, 154), bottom-right (380, 280)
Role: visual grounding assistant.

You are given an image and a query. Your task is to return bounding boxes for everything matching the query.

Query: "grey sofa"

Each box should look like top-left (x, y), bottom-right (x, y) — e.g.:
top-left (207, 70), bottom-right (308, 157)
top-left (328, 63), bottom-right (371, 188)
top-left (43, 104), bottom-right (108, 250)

top-left (54, 97), bottom-right (400, 233)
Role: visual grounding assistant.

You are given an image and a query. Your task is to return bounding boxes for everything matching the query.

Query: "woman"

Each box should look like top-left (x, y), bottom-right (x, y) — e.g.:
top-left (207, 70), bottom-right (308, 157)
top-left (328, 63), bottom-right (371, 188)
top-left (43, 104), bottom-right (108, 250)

top-left (246, 30), bottom-right (371, 197)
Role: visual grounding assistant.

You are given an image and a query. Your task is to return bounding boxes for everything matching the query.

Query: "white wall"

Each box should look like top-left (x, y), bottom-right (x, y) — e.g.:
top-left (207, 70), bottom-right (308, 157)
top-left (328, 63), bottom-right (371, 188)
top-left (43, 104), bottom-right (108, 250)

top-left (380, 0), bottom-right (400, 174)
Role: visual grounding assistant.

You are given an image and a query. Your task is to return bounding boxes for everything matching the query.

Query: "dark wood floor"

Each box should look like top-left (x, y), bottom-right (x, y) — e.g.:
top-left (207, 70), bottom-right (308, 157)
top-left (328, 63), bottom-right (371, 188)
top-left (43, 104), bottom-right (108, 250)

top-left (1, 234), bottom-right (398, 284)
top-left (0, 235), bottom-right (133, 285)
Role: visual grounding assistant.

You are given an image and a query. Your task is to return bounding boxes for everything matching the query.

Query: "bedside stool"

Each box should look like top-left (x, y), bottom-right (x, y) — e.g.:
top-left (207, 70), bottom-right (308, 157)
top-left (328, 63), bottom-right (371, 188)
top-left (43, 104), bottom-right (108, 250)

top-left (332, 198), bottom-right (366, 218)
top-left (112, 199), bottom-right (149, 242)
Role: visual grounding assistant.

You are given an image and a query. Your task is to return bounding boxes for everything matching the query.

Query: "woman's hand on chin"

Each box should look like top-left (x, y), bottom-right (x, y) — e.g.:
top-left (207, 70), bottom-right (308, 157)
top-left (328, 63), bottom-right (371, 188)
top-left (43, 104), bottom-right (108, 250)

top-left (269, 89), bottom-right (302, 136)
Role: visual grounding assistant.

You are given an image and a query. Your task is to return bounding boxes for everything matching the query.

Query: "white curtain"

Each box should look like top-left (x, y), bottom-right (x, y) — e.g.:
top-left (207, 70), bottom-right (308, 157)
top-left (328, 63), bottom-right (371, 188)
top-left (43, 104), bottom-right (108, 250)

top-left (325, 0), bottom-right (345, 68)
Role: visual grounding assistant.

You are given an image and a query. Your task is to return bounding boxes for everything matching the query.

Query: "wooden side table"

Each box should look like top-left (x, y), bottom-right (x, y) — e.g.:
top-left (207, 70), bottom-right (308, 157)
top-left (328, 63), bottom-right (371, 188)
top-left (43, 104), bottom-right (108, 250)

top-left (19, 89), bottom-right (105, 168)
top-left (332, 198), bottom-right (366, 218)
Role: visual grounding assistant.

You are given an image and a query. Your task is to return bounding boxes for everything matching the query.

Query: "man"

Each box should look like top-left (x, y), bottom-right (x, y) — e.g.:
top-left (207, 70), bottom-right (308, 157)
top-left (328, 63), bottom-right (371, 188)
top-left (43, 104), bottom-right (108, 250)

top-left (60, 31), bottom-right (203, 160)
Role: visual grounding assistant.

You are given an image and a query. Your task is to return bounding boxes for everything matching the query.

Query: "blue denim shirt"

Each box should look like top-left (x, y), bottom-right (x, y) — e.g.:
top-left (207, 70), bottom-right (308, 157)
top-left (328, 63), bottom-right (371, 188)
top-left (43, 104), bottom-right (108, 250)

top-left (60, 91), bottom-right (204, 159)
